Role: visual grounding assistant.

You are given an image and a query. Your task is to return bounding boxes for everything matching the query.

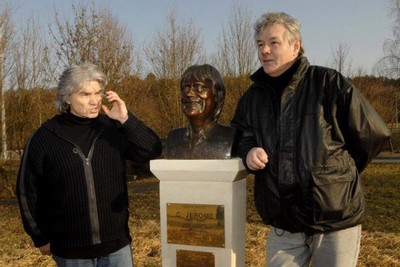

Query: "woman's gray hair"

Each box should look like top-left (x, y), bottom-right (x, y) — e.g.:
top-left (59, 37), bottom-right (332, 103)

top-left (254, 12), bottom-right (305, 57)
top-left (55, 62), bottom-right (107, 113)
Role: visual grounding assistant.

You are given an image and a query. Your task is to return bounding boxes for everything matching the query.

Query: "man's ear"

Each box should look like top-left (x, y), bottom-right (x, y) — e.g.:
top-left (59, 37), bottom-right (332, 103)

top-left (293, 40), bottom-right (301, 56)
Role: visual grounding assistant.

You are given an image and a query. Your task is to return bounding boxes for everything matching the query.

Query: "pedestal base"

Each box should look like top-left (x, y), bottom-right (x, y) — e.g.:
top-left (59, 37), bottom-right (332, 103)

top-left (151, 159), bottom-right (247, 267)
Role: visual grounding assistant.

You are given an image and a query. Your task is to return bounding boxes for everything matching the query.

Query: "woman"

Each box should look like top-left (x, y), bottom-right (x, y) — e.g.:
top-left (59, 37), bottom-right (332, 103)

top-left (16, 62), bottom-right (162, 266)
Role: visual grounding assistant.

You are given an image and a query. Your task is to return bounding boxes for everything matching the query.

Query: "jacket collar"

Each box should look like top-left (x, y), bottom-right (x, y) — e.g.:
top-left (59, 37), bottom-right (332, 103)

top-left (42, 113), bottom-right (112, 136)
top-left (250, 57), bottom-right (310, 112)
top-left (250, 56), bottom-right (310, 83)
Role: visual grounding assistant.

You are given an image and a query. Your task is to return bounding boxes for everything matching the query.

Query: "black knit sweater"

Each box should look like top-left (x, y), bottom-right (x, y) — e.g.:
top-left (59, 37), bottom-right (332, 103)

top-left (17, 112), bottom-right (162, 258)
top-left (59, 112), bottom-right (99, 157)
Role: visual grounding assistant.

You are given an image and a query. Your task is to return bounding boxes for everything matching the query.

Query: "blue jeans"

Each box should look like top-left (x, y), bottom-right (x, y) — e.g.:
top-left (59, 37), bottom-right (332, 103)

top-left (267, 225), bottom-right (361, 267)
top-left (52, 245), bottom-right (133, 267)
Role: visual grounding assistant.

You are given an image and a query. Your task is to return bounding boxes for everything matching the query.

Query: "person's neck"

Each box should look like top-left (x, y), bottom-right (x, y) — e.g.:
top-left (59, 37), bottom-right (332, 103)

top-left (189, 120), bottom-right (216, 136)
top-left (263, 58), bottom-right (300, 88)
top-left (272, 58), bottom-right (299, 78)
top-left (63, 112), bottom-right (99, 125)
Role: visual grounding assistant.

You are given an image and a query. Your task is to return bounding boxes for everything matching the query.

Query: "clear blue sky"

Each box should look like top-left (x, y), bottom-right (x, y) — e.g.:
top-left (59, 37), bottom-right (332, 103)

top-left (14, 0), bottom-right (394, 75)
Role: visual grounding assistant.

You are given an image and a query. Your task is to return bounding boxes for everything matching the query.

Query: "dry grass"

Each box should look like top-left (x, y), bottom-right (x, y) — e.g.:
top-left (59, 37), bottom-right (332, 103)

top-left (360, 231), bottom-right (400, 266)
top-left (378, 151), bottom-right (400, 158)
top-left (1, 163), bottom-right (399, 266)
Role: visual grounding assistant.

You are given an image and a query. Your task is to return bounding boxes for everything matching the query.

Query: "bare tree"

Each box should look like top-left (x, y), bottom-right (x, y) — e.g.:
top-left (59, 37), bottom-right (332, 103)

top-left (330, 42), bottom-right (349, 73)
top-left (143, 11), bottom-right (205, 132)
top-left (144, 11), bottom-right (204, 80)
top-left (11, 16), bottom-right (50, 90)
top-left (0, 4), bottom-right (14, 160)
top-left (5, 87), bottom-right (56, 154)
top-left (49, 1), bottom-right (137, 86)
top-left (6, 15), bottom-right (51, 154)
top-left (373, 0), bottom-right (400, 78)
top-left (330, 42), bottom-right (353, 77)
top-left (212, 3), bottom-right (257, 77)
top-left (210, 3), bottom-right (255, 127)
top-left (354, 66), bottom-right (368, 77)
top-left (94, 10), bottom-right (136, 86)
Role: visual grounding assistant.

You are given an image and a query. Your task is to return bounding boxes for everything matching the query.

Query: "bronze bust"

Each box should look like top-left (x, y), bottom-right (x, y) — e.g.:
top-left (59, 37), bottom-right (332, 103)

top-left (164, 64), bottom-right (236, 159)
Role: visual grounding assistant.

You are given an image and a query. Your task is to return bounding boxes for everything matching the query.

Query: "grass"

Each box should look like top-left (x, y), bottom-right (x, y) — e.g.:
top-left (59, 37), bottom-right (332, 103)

top-left (0, 163), bottom-right (399, 266)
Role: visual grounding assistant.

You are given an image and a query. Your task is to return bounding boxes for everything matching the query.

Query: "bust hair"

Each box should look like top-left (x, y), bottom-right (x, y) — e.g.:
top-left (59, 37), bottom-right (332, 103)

top-left (180, 64), bottom-right (226, 121)
top-left (254, 12), bottom-right (305, 57)
top-left (55, 62), bottom-right (108, 113)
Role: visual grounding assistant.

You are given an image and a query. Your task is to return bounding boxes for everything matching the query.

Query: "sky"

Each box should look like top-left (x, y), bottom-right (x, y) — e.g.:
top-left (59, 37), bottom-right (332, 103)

top-left (13, 0), bottom-right (395, 75)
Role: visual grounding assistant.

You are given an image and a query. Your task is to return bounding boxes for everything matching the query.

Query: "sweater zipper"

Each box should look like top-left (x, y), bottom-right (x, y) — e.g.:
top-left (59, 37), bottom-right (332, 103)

top-left (59, 131), bottom-right (103, 245)
top-left (83, 143), bottom-right (101, 245)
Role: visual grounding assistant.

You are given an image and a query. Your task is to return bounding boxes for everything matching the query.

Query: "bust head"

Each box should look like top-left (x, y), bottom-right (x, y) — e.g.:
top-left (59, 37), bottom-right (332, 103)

top-left (164, 64), bottom-right (236, 159)
top-left (180, 64), bottom-right (226, 125)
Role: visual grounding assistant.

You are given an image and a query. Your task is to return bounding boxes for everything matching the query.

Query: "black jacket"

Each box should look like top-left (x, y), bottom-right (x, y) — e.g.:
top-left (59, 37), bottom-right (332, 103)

top-left (16, 112), bottom-right (162, 257)
top-left (231, 57), bottom-right (390, 233)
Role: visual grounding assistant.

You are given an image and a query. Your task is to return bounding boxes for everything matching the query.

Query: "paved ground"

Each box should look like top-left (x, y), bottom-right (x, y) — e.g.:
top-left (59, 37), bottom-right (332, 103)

top-left (372, 157), bottom-right (400, 163)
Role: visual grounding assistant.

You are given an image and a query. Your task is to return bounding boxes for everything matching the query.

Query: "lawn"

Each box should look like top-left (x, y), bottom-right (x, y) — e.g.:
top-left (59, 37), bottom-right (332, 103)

top-left (0, 163), bottom-right (399, 266)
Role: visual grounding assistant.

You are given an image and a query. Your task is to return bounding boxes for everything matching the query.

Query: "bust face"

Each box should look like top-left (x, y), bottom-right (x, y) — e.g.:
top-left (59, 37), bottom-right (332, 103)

top-left (180, 75), bottom-right (216, 123)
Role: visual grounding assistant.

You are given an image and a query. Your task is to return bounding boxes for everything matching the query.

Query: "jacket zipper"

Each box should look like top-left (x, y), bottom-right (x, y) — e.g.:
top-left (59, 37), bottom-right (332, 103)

top-left (59, 131), bottom-right (104, 245)
top-left (82, 145), bottom-right (101, 245)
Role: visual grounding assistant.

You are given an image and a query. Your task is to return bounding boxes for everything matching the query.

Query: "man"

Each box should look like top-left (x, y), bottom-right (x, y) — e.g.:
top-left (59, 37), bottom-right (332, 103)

top-left (165, 64), bottom-right (236, 159)
top-left (16, 62), bottom-right (162, 266)
top-left (231, 12), bottom-right (390, 267)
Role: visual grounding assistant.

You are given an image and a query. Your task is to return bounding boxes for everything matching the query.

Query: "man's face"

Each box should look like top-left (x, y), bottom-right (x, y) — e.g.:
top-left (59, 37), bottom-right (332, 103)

top-left (68, 80), bottom-right (103, 118)
top-left (257, 23), bottom-right (300, 77)
top-left (181, 75), bottom-right (216, 123)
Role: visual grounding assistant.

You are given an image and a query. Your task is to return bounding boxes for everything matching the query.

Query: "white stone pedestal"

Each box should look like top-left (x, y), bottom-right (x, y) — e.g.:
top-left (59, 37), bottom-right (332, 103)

top-left (150, 159), bottom-right (247, 267)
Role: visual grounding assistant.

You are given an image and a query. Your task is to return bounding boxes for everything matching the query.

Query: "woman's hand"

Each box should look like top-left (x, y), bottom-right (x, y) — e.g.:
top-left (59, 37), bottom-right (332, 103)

top-left (102, 91), bottom-right (129, 124)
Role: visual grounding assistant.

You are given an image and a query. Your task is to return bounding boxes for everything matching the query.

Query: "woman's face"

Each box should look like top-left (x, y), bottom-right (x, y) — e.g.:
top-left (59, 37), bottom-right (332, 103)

top-left (68, 80), bottom-right (103, 118)
top-left (181, 75), bottom-right (216, 123)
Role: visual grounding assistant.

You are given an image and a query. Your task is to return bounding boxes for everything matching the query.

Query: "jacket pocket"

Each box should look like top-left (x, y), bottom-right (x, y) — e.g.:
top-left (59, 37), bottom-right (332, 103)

top-left (311, 164), bottom-right (357, 224)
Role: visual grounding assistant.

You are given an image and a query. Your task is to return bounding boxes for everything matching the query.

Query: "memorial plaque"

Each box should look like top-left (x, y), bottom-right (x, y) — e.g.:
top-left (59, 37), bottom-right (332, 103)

top-left (176, 250), bottom-right (215, 267)
top-left (167, 203), bottom-right (225, 247)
